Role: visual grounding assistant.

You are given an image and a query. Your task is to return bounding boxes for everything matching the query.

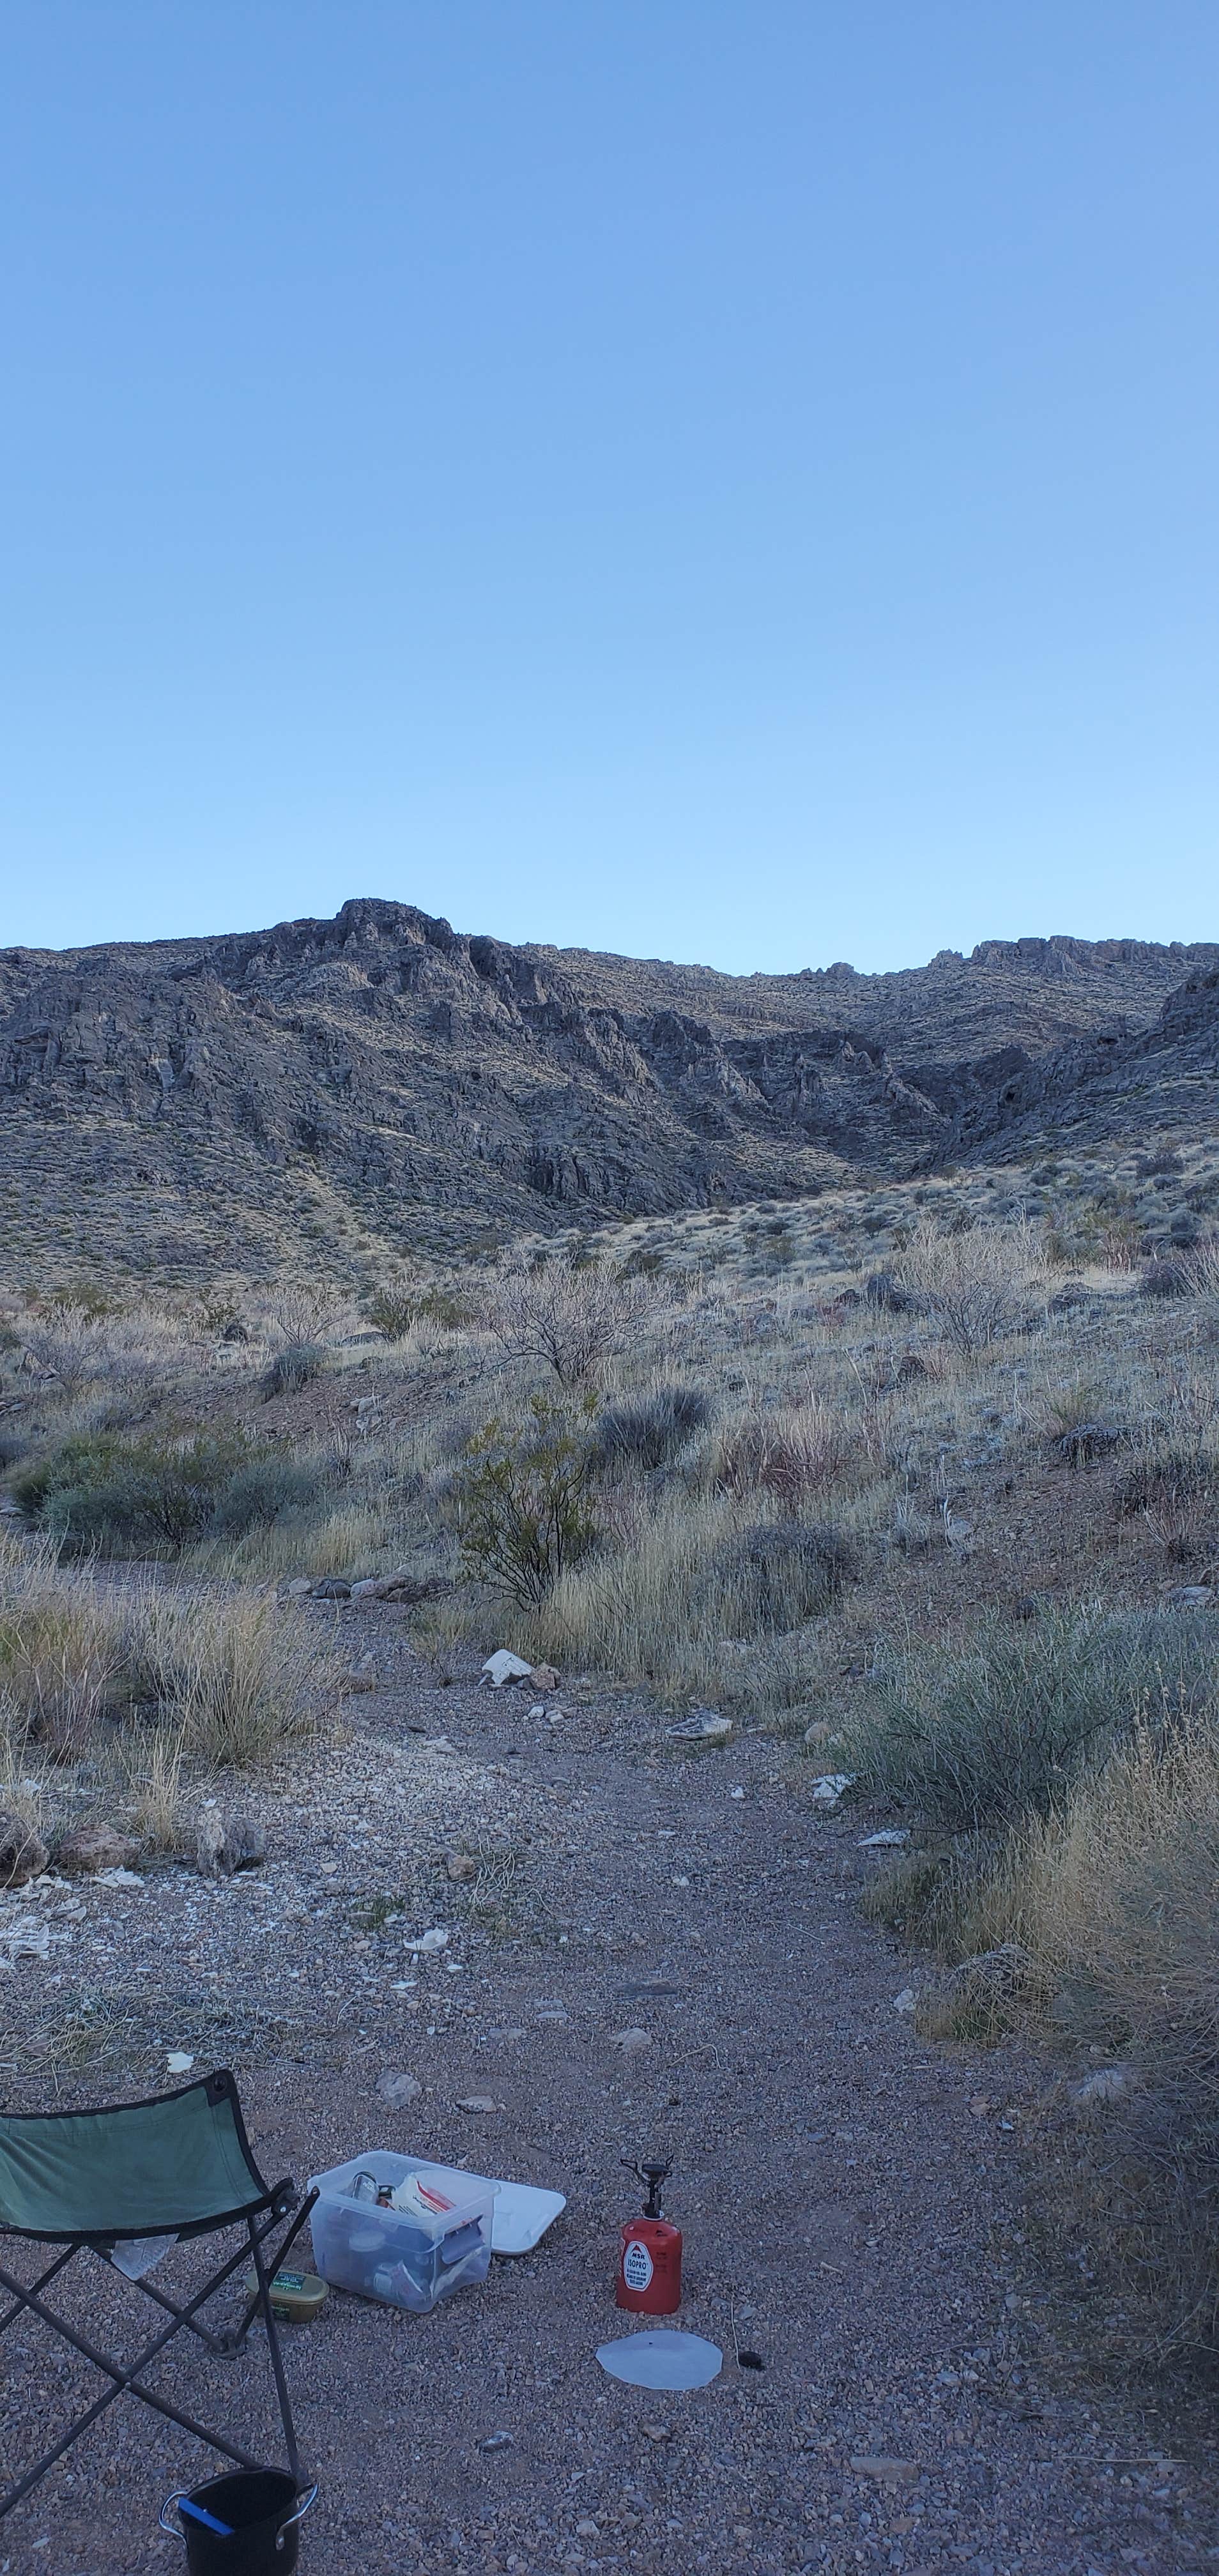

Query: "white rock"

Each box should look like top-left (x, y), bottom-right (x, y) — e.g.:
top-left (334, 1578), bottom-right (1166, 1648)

top-left (893, 1987), bottom-right (917, 2015)
top-left (94, 1867), bottom-right (145, 1889)
top-left (666, 1711), bottom-right (733, 1743)
top-left (166, 2051), bottom-right (195, 2075)
top-left (610, 2027), bottom-right (652, 2053)
top-left (730, 1786), bottom-right (746, 1800)
top-left (403, 1926), bottom-right (449, 1955)
top-left (1072, 2064), bottom-right (1134, 2106)
top-left (858, 1828), bottom-right (910, 1848)
top-left (481, 1650), bottom-right (533, 1688)
top-left (376, 2069), bottom-right (422, 2108)
top-left (811, 1773), bottom-right (856, 1809)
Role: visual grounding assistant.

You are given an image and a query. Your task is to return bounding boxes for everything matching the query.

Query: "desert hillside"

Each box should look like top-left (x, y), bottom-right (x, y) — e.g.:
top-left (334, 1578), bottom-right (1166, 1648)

top-left (2, 900), bottom-right (1216, 1280)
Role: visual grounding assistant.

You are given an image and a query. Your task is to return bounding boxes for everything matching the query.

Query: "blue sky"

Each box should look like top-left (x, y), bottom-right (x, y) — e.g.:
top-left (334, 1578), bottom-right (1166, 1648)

top-left (3, 2), bottom-right (1216, 972)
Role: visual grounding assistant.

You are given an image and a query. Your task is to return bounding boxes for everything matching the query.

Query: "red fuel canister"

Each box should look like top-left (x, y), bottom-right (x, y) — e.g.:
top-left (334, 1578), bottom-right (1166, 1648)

top-left (617, 2156), bottom-right (682, 2315)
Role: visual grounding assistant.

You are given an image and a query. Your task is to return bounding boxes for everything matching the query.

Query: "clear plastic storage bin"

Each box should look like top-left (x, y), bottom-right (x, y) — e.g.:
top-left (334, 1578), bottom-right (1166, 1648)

top-left (308, 2152), bottom-right (498, 2314)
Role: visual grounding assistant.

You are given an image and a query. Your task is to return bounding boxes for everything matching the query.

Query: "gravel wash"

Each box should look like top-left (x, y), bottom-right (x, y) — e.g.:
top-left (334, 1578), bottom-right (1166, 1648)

top-left (1, 1630), bottom-right (1216, 2575)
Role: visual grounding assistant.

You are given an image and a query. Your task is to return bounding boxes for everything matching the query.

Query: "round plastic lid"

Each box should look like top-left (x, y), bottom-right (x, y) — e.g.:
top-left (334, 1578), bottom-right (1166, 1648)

top-left (595, 2329), bottom-right (723, 2391)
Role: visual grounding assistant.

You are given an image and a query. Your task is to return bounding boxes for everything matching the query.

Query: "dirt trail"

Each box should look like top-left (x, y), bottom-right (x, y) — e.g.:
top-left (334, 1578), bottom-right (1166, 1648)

top-left (3, 1653), bottom-right (1216, 2575)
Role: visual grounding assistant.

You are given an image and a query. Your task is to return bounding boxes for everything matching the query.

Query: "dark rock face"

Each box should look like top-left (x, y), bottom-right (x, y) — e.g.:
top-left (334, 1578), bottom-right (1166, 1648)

top-left (1, 901), bottom-right (1216, 1269)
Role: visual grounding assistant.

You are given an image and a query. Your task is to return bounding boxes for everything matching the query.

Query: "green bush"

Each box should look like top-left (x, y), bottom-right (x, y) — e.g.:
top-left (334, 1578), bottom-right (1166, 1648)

top-left (11, 1430), bottom-right (318, 1556)
top-left (453, 1402), bottom-right (599, 1607)
top-left (843, 1608), bottom-right (1218, 1831)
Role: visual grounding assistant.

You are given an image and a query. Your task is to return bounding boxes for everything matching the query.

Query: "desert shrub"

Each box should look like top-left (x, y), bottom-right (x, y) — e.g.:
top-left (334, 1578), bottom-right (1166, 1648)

top-left (843, 1607), bottom-right (1218, 1831)
top-left (1002, 1722), bottom-right (1219, 2364)
top-left (132, 1587), bottom-right (337, 1767)
top-left (368, 1282), bottom-right (471, 1338)
top-left (208, 1453), bottom-right (320, 1532)
top-left (726, 1522), bottom-right (857, 1625)
top-left (263, 1281), bottom-right (343, 1346)
top-left (591, 1385), bottom-right (710, 1475)
top-left (452, 1402), bottom-right (600, 1607)
top-left (12, 1430), bottom-right (316, 1555)
top-left (261, 1342), bottom-right (323, 1399)
top-left (893, 1218), bottom-right (1046, 1354)
top-left (485, 1259), bottom-right (663, 1384)
top-left (0, 1532), bottom-right (128, 1754)
top-left (1140, 1259), bottom-right (1192, 1300)
top-left (710, 1401), bottom-right (855, 1503)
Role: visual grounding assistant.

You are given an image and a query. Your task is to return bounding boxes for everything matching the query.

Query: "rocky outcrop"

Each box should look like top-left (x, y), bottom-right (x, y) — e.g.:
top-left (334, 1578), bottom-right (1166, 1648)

top-left (1, 902), bottom-right (1215, 1270)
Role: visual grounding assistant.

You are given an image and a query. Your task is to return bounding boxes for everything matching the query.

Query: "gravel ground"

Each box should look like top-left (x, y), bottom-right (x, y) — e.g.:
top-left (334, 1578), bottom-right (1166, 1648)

top-left (2, 1616), bottom-right (1217, 2575)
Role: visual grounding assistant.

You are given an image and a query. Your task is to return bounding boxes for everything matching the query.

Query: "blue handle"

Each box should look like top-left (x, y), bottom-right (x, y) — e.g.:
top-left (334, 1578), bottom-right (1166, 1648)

top-left (179, 2497), bottom-right (235, 2536)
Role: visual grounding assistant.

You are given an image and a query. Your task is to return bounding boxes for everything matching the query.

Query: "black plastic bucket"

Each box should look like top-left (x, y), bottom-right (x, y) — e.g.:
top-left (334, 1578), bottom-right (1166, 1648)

top-left (160, 2470), bottom-right (316, 2572)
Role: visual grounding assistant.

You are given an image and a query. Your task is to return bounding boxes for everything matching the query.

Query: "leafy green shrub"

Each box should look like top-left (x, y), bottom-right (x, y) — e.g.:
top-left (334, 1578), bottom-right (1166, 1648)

top-left (592, 1386), bottom-right (710, 1475)
top-left (452, 1402), bottom-right (599, 1607)
top-left (261, 1343), bottom-right (322, 1399)
top-left (12, 1430), bottom-right (317, 1556)
top-left (843, 1608), bottom-right (1218, 1831)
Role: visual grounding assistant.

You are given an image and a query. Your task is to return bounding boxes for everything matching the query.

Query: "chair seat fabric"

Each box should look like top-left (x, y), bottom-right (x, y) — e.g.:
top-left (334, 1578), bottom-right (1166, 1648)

top-left (0, 2074), bottom-right (270, 2240)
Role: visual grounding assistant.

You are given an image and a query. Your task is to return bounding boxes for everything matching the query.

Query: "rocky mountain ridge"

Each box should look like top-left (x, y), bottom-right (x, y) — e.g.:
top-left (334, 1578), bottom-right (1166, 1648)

top-left (1, 900), bottom-right (1216, 1274)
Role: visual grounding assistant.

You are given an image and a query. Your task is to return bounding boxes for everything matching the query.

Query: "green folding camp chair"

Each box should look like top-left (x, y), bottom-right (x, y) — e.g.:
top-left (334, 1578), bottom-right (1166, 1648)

top-left (0, 2068), bottom-right (318, 2520)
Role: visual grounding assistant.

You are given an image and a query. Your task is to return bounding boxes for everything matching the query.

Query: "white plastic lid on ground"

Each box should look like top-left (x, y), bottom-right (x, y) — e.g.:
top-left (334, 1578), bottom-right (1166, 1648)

top-left (487, 2181), bottom-right (567, 2255)
top-left (595, 2329), bottom-right (723, 2391)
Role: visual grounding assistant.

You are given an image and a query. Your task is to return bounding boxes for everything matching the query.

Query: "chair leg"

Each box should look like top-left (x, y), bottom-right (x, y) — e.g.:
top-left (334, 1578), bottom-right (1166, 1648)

top-left (0, 2242), bottom-right (77, 2335)
top-left (0, 2221), bottom-right (293, 2521)
top-left (244, 2212), bottom-right (303, 2488)
top-left (225, 2187), bottom-right (318, 2353)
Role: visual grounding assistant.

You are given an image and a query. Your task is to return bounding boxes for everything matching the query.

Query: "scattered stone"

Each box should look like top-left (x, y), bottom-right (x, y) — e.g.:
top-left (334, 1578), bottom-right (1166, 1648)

top-left (1071, 2064), bottom-right (1135, 2106)
top-left (0, 1812), bottom-right (49, 1890)
top-left (94, 1867), bottom-right (145, 1889)
top-left (456, 2095), bottom-right (501, 2113)
top-left (944, 1941), bottom-right (1032, 2000)
top-left (404, 1926), bottom-right (448, 1955)
top-left (529, 1663), bottom-right (560, 1692)
top-left (811, 1773), bottom-right (856, 1809)
top-left (57, 1823), bottom-right (141, 1877)
top-left (356, 1570), bottom-right (450, 1605)
top-left (194, 1802), bottom-right (266, 1878)
top-left (610, 2027), bottom-right (652, 2053)
top-left (481, 1650), bottom-right (533, 1687)
top-left (857, 1828), bottom-right (908, 1849)
top-left (375, 2070), bottom-right (423, 2109)
top-left (666, 1710), bottom-right (733, 1743)
top-left (479, 2432), bottom-right (514, 2454)
top-left (641, 2423), bottom-right (673, 2442)
top-left (445, 1851), bottom-right (477, 1883)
